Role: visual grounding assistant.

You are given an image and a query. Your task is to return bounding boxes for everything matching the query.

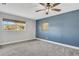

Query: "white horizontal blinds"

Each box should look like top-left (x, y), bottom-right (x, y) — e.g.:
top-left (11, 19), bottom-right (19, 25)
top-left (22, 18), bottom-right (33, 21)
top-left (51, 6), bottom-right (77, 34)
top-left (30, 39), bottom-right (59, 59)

top-left (3, 18), bottom-right (25, 23)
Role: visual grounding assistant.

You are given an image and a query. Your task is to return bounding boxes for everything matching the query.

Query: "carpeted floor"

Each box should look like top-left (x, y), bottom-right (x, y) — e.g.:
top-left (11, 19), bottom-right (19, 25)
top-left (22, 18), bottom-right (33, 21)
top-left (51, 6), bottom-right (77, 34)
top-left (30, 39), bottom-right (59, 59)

top-left (0, 39), bottom-right (79, 56)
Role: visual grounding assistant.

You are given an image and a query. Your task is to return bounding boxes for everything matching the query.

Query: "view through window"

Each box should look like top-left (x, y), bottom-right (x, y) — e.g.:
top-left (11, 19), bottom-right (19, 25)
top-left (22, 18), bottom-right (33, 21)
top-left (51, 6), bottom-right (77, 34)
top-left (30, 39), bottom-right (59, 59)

top-left (1, 18), bottom-right (25, 31)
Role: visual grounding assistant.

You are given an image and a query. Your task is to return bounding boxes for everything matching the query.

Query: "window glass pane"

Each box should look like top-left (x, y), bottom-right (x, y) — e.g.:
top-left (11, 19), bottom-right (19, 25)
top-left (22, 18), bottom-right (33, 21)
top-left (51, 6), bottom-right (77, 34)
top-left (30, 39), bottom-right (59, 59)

top-left (3, 18), bottom-right (25, 31)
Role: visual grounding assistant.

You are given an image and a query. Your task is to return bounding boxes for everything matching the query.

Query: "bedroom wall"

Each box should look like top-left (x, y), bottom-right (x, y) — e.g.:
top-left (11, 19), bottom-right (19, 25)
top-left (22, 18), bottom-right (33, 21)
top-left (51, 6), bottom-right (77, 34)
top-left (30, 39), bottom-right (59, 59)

top-left (36, 9), bottom-right (79, 47)
top-left (0, 12), bottom-right (36, 45)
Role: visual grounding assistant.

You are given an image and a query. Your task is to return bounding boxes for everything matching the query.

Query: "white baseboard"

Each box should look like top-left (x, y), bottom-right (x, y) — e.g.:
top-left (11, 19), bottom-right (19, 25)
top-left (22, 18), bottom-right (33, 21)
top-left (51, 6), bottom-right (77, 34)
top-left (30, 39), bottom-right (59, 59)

top-left (0, 38), bottom-right (35, 45)
top-left (36, 38), bottom-right (79, 50)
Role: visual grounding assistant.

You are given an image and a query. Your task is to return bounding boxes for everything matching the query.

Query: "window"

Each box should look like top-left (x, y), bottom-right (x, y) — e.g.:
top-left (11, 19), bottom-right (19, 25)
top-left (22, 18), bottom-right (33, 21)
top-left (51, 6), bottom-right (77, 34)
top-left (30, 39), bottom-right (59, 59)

top-left (2, 18), bottom-right (26, 31)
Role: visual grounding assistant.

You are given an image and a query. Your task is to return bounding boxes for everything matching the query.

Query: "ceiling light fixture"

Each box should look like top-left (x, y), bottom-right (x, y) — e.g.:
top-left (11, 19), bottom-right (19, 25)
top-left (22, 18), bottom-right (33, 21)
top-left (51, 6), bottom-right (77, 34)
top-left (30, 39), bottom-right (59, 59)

top-left (36, 3), bottom-right (61, 15)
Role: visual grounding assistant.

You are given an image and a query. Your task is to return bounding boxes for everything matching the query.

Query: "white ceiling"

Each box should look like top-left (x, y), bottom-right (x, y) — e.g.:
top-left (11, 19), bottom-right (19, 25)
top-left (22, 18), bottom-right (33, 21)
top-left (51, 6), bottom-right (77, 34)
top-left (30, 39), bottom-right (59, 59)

top-left (0, 3), bottom-right (79, 20)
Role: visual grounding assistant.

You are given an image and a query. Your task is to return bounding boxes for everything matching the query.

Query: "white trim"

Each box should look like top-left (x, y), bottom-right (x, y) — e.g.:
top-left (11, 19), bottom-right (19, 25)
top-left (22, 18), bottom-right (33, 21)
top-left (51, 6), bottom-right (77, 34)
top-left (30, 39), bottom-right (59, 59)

top-left (36, 38), bottom-right (79, 50)
top-left (0, 39), bottom-right (35, 45)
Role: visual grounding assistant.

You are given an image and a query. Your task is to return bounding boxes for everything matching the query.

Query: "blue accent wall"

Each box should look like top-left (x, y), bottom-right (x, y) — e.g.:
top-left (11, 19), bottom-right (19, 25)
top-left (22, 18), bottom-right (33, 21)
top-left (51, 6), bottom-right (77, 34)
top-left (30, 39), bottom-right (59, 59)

top-left (36, 10), bottom-right (79, 47)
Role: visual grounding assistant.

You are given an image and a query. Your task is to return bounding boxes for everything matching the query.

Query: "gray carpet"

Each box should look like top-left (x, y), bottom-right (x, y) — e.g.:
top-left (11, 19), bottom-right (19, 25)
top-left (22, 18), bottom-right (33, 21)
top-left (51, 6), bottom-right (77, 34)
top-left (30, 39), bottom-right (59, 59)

top-left (0, 39), bottom-right (79, 56)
